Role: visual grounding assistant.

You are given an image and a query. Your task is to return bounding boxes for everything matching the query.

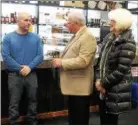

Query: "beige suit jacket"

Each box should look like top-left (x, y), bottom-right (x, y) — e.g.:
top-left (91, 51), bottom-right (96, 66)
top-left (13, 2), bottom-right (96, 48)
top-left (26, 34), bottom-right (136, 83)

top-left (60, 26), bottom-right (97, 95)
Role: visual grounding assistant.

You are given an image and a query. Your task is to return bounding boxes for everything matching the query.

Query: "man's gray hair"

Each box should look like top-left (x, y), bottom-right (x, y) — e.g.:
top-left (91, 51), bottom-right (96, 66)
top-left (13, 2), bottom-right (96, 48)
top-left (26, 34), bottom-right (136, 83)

top-left (68, 10), bottom-right (86, 25)
top-left (108, 8), bottom-right (133, 31)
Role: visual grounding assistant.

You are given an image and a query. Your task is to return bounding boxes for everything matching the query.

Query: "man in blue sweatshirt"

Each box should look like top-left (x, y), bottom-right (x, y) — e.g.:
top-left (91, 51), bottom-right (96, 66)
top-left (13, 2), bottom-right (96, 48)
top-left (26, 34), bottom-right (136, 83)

top-left (2, 12), bottom-right (43, 125)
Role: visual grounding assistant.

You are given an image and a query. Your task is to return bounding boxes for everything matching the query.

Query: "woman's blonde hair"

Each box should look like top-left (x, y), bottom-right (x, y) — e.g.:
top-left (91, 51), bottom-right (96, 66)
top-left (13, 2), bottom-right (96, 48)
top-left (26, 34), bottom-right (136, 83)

top-left (108, 8), bottom-right (133, 31)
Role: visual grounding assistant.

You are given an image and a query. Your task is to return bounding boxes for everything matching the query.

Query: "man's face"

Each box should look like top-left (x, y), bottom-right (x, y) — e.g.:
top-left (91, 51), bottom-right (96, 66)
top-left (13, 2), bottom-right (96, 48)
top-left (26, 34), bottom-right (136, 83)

top-left (65, 18), bottom-right (77, 33)
top-left (18, 15), bottom-right (31, 32)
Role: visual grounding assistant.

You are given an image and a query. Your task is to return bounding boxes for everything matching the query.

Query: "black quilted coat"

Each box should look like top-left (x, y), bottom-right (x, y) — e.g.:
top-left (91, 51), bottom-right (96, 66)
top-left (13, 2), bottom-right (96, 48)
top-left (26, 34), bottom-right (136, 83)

top-left (96, 29), bottom-right (136, 114)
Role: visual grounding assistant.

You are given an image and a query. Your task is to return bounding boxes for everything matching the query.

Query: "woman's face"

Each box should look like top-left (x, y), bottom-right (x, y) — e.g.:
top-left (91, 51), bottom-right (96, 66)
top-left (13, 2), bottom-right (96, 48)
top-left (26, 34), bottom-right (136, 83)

top-left (108, 19), bottom-right (116, 32)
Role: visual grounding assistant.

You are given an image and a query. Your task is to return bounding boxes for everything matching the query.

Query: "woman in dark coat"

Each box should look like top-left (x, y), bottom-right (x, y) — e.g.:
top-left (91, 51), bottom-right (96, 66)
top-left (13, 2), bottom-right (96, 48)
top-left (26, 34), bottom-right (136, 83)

top-left (95, 8), bottom-right (136, 125)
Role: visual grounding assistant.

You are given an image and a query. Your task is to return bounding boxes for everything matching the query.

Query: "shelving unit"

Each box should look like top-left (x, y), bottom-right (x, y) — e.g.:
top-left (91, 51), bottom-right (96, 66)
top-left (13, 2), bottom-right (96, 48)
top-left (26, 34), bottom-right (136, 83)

top-left (1, 1), bottom-right (111, 40)
top-left (1, 1), bottom-right (102, 60)
top-left (1, 1), bottom-right (137, 59)
top-left (1, 1), bottom-right (127, 41)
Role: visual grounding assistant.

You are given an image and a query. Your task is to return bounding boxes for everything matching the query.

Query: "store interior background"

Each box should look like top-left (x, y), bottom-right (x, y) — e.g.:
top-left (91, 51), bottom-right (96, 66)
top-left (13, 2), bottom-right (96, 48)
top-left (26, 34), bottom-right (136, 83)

top-left (1, 1), bottom-right (138, 125)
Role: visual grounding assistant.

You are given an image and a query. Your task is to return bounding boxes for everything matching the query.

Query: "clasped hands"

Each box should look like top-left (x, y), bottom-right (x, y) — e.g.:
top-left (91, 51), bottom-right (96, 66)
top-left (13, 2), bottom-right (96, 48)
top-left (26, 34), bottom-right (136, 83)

top-left (95, 80), bottom-right (106, 94)
top-left (19, 65), bottom-right (31, 76)
top-left (19, 58), bottom-right (61, 77)
top-left (51, 58), bottom-right (62, 68)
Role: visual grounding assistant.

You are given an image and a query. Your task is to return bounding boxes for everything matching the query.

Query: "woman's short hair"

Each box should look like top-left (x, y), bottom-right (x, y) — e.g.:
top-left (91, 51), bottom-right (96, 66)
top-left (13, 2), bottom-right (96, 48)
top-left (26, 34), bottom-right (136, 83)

top-left (68, 10), bottom-right (86, 25)
top-left (108, 8), bottom-right (133, 31)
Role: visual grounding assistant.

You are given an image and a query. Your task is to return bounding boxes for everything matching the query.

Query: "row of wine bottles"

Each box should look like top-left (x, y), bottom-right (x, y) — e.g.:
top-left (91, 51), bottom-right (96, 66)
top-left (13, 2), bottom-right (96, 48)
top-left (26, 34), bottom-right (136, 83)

top-left (87, 18), bottom-right (101, 28)
top-left (45, 50), bottom-right (60, 58)
top-left (1, 12), bottom-right (37, 24)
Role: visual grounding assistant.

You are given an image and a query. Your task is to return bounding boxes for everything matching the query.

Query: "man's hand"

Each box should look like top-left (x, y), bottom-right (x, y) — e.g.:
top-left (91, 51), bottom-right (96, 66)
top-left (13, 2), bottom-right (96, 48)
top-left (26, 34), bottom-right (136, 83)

top-left (20, 65), bottom-right (31, 76)
top-left (95, 81), bottom-right (106, 94)
top-left (52, 58), bottom-right (62, 68)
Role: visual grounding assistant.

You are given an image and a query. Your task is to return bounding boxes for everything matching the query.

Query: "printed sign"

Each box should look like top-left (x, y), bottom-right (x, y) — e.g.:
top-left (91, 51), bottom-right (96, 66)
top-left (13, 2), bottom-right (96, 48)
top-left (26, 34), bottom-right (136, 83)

top-left (131, 67), bottom-right (138, 77)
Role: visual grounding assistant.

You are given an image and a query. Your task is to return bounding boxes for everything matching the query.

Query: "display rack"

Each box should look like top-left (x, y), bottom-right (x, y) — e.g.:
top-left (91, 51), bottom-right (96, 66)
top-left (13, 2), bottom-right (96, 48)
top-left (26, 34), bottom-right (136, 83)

top-left (1, 1), bottom-right (137, 60)
top-left (1, 1), bottom-right (126, 38)
top-left (1, 1), bottom-right (101, 60)
top-left (1, 1), bottom-right (127, 39)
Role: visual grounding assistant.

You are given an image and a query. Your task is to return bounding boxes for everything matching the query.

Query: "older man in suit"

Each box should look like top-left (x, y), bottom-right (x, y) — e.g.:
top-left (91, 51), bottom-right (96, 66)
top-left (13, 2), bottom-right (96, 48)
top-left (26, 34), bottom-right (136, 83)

top-left (52, 10), bottom-right (97, 125)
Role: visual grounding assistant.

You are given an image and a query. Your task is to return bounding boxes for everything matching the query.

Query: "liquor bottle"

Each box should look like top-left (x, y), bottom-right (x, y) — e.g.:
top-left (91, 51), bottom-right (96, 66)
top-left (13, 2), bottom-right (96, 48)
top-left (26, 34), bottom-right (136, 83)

top-left (98, 19), bottom-right (101, 28)
top-left (5, 15), bottom-right (9, 24)
top-left (10, 13), bottom-right (15, 24)
top-left (90, 19), bottom-right (94, 27)
top-left (31, 15), bottom-right (34, 25)
top-left (97, 19), bottom-right (99, 28)
top-left (14, 12), bottom-right (17, 23)
top-left (94, 19), bottom-right (97, 28)
top-left (95, 19), bottom-right (98, 28)
top-left (3, 16), bottom-right (6, 24)
top-left (33, 16), bottom-right (37, 24)
top-left (1, 15), bottom-right (5, 24)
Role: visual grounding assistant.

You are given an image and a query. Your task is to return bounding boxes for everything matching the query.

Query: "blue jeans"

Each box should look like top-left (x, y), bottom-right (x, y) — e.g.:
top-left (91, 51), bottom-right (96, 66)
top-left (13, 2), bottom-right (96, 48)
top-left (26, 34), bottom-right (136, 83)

top-left (8, 72), bottom-right (38, 125)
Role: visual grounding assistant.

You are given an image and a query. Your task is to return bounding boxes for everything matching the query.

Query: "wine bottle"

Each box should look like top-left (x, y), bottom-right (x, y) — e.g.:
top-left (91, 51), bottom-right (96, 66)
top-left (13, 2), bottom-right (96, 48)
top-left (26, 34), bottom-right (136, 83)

top-left (10, 13), bottom-right (14, 24)
top-left (1, 15), bottom-right (4, 24)
top-left (5, 15), bottom-right (9, 24)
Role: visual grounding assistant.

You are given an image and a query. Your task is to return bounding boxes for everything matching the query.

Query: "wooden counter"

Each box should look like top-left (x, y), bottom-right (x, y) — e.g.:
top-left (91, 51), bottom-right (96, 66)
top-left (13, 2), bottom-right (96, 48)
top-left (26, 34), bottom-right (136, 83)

top-left (1, 55), bottom-right (138, 70)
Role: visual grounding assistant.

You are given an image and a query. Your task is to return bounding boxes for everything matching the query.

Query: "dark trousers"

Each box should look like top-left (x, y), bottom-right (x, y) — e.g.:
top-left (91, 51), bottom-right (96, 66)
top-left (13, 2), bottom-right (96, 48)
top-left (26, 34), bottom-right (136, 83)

top-left (99, 100), bottom-right (118, 125)
top-left (8, 72), bottom-right (38, 125)
top-left (68, 95), bottom-right (90, 125)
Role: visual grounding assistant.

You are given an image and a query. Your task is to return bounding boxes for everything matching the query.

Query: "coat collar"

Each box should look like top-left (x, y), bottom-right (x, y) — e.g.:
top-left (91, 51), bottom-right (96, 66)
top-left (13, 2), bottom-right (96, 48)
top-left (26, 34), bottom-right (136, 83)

top-left (114, 29), bottom-right (133, 43)
top-left (75, 26), bottom-right (87, 37)
top-left (61, 26), bottom-right (88, 57)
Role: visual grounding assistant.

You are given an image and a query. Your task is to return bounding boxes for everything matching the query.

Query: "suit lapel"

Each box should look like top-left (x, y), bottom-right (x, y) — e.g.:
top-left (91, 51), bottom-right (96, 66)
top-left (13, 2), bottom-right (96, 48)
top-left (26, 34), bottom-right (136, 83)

top-left (61, 26), bottom-right (87, 58)
top-left (61, 34), bottom-right (80, 57)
